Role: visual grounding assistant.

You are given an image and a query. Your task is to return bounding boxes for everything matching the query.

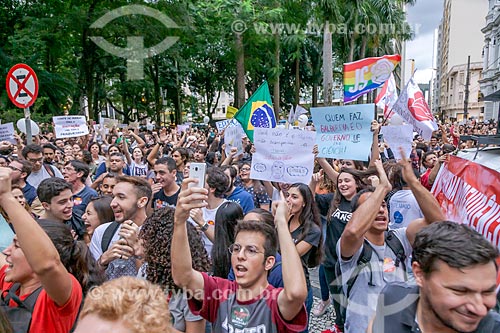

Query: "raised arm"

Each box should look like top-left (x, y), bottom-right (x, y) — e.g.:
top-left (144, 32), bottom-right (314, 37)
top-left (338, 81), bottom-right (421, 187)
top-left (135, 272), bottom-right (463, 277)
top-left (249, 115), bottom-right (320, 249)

top-left (369, 120), bottom-right (380, 167)
top-left (171, 178), bottom-right (208, 300)
top-left (275, 200), bottom-right (308, 321)
top-left (129, 129), bottom-right (146, 148)
top-left (314, 144), bottom-right (339, 186)
top-left (340, 160), bottom-right (392, 258)
top-left (0, 168), bottom-right (73, 306)
top-left (401, 148), bottom-right (446, 245)
top-left (427, 154), bottom-right (447, 187)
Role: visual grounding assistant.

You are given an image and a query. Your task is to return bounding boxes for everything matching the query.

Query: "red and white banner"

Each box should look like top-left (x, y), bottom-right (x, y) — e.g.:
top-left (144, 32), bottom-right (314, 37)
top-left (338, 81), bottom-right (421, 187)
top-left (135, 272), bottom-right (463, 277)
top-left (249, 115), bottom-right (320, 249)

top-left (432, 156), bottom-right (500, 250)
top-left (392, 78), bottom-right (438, 140)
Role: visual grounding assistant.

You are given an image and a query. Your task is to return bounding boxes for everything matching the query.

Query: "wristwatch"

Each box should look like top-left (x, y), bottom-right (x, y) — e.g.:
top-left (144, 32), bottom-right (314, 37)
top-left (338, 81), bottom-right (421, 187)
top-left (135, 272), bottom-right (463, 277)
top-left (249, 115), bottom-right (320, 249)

top-left (200, 222), bottom-right (210, 232)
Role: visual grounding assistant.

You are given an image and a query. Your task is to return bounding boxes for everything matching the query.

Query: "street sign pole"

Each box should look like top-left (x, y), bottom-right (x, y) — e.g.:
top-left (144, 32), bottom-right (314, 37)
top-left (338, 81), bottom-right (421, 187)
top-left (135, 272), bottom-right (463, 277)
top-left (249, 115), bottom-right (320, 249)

top-left (24, 107), bottom-right (32, 144)
top-left (6, 64), bottom-right (39, 142)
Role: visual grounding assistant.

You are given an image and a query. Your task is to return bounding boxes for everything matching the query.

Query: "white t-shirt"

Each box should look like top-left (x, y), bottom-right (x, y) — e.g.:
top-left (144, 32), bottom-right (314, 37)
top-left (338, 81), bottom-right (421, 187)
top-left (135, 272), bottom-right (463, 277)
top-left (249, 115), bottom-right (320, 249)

top-left (27, 164), bottom-right (64, 189)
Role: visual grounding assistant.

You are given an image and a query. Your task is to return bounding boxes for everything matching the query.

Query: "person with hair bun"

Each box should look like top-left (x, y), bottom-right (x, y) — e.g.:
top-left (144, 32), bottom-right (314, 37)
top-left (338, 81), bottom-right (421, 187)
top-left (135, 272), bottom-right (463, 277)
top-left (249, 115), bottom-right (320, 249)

top-left (0, 167), bottom-right (104, 333)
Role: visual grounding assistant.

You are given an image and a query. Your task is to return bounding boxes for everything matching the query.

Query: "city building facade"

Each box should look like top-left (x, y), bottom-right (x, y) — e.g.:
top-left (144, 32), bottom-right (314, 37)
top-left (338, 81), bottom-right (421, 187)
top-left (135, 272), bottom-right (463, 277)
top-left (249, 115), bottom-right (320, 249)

top-left (435, 0), bottom-right (487, 121)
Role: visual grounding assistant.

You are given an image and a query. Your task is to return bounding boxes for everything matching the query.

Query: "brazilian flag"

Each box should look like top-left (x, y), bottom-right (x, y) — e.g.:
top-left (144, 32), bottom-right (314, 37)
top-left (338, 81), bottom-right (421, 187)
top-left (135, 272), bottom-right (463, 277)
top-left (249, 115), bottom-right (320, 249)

top-left (234, 81), bottom-right (277, 142)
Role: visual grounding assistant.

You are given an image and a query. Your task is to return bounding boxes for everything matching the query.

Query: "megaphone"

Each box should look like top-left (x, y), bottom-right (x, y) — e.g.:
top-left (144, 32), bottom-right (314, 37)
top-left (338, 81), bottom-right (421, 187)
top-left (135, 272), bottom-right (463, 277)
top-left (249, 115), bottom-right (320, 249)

top-left (16, 118), bottom-right (40, 136)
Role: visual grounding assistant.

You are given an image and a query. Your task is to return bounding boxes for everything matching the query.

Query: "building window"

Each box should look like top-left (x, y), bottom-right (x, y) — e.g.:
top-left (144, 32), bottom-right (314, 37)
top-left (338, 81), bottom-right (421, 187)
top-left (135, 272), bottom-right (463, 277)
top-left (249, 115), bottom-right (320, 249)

top-left (459, 92), bottom-right (463, 102)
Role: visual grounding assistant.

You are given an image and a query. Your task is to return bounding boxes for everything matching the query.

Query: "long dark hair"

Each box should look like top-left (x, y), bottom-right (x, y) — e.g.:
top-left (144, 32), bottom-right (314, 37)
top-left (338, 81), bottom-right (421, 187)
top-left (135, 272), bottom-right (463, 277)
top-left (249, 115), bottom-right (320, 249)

top-left (212, 202), bottom-right (244, 278)
top-left (289, 183), bottom-right (323, 267)
top-left (90, 196), bottom-right (114, 225)
top-left (38, 220), bottom-right (105, 294)
top-left (140, 207), bottom-right (211, 291)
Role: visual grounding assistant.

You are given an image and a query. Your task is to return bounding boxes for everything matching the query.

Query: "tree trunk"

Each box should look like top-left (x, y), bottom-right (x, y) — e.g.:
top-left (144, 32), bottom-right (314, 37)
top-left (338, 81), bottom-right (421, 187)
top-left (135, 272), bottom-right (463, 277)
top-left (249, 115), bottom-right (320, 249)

top-left (295, 52), bottom-right (300, 107)
top-left (235, 33), bottom-right (246, 108)
top-left (322, 25), bottom-right (333, 106)
top-left (312, 83), bottom-right (318, 107)
top-left (273, 33), bottom-right (280, 120)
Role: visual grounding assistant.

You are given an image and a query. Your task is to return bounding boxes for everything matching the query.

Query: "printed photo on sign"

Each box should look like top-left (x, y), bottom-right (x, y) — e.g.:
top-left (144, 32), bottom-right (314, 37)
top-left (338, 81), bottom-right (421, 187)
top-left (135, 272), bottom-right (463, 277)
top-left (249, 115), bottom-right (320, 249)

top-left (311, 104), bottom-right (373, 161)
top-left (53, 116), bottom-right (89, 139)
top-left (251, 128), bottom-right (315, 184)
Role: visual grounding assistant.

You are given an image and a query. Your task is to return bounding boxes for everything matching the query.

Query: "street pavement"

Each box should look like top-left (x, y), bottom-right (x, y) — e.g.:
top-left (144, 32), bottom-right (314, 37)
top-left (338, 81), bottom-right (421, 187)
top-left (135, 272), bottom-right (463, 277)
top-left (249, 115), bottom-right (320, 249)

top-left (308, 266), bottom-right (336, 332)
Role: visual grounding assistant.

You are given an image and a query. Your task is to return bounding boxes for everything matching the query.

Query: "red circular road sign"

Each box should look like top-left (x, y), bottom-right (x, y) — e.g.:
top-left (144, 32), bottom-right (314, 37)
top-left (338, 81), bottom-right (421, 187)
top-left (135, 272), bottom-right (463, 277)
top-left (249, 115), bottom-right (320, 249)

top-left (6, 63), bottom-right (39, 109)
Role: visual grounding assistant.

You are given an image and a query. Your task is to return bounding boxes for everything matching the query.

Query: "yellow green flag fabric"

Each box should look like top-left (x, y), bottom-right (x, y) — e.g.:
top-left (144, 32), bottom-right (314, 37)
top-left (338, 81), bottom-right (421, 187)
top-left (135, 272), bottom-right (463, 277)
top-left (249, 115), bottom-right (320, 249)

top-left (234, 81), bottom-right (276, 142)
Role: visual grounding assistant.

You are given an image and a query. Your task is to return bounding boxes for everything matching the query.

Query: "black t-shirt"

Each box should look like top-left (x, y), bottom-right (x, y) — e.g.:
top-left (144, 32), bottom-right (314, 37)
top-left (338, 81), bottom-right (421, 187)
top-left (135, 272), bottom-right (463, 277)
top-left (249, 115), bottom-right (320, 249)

top-left (322, 196), bottom-right (352, 268)
top-left (289, 221), bottom-right (321, 287)
top-left (152, 188), bottom-right (180, 210)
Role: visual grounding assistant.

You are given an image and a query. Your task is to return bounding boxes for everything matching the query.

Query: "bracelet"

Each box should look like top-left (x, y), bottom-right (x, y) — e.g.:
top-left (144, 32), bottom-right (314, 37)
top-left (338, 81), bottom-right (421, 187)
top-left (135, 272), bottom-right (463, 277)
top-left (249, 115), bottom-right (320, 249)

top-left (200, 222), bottom-right (210, 232)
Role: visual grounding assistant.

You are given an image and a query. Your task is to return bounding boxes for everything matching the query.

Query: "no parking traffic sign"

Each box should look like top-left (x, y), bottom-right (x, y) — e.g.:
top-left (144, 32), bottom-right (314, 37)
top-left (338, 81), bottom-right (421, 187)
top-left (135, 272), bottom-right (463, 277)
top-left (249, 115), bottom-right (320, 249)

top-left (6, 64), bottom-right (39, 109)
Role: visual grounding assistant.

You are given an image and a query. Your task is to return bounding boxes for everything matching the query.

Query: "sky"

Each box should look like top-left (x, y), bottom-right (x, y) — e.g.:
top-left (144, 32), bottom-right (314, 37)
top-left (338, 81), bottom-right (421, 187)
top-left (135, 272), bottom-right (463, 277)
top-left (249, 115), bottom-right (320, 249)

top-left (405, 0), bottom-right (445, 83)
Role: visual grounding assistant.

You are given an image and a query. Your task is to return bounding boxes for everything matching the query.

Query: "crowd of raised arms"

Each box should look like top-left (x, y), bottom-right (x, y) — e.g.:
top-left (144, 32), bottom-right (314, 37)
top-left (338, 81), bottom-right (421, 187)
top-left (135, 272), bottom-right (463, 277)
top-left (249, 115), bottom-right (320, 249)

top-left (0, 117), bottom-right (498, 333)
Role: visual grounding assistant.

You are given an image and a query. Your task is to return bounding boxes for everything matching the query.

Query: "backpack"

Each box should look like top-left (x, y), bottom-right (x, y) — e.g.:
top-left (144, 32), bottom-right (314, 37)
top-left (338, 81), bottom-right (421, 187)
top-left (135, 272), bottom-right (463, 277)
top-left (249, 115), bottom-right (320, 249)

top-left (335, 230), bottom-right (407, 321)
top-left (101, 221), bottom-right (120, 253)
top-left (0, 283), bottom-right (42, 333)
top-left (43, 163), bottom-right (55, 178)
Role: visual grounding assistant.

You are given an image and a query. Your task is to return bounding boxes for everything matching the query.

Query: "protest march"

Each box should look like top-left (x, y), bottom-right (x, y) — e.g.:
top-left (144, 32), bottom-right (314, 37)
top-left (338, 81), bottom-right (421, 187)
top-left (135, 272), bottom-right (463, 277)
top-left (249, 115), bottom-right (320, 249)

top-left (2, 1), bottom-right (500, 333)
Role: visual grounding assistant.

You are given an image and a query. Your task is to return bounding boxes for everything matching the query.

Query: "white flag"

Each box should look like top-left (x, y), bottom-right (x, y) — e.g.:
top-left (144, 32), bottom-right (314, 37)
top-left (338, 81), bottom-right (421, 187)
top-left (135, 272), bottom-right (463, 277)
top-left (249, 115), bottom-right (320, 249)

top-left (392, 78), bottom-right (438, 140)
top-left (375, 73), bottom-right (398, 120)
top-left (293, 105), bottom-right (309, 121)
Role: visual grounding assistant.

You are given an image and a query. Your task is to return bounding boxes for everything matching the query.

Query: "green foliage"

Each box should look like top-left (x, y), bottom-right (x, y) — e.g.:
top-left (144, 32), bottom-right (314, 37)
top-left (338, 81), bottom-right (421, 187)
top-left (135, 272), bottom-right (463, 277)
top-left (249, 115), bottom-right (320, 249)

top-left (0, 0), bottom-right (412, 124)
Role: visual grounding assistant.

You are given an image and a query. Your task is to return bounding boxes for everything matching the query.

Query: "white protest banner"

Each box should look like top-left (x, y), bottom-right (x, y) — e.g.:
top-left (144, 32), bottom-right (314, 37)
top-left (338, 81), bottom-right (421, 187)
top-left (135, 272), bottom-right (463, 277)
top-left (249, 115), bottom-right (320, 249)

top-left (380, 125), bottom-right (413, 160)
top-left (251, 128), bottom-right (315, 184)
top-left (311, 104), bottom-right (373, 161)
top-left (117, 123), bottom-right (128, 129)
top-left (224, 124), bottom-right (243, 156)
top-left (215, 118), bottom-right (239, 132)
top-left (0, 123), bottom-right (16, 143)
top-left (53, 116), bottom-right (89, 139)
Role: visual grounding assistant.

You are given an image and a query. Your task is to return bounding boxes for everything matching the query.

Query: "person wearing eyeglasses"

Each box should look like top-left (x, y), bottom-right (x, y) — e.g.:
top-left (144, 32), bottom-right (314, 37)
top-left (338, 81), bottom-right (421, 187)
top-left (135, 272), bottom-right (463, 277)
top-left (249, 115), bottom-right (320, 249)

top-left (172, 178), bottom-right (308, 332)
top-left (22, 144), bottom-right (63, 189)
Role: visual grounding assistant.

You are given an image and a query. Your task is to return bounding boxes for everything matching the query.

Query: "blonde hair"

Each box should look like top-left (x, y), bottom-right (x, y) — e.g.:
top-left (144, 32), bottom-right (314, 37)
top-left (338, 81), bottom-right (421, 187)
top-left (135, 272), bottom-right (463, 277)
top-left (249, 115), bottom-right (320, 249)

top-left (80, 277), bottom-right (170, 333)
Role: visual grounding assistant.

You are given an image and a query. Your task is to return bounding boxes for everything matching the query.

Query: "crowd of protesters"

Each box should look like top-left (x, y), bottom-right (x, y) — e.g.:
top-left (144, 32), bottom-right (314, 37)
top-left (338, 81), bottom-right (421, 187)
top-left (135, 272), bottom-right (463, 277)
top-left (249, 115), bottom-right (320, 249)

top-left (0, 116), bottom-right (498, 333)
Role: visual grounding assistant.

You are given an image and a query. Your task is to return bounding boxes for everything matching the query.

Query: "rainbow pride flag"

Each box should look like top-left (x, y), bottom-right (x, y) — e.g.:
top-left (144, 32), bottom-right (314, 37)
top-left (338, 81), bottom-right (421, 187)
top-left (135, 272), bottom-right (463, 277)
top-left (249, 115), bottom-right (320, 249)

top-left (343, 54), bottom-right (401, 104)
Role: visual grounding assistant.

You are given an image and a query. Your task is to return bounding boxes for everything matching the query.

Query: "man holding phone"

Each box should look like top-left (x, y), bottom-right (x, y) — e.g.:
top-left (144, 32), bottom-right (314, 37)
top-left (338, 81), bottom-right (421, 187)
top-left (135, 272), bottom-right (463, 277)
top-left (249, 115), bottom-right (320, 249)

top-left (172, 178), bottom-right (308, 332)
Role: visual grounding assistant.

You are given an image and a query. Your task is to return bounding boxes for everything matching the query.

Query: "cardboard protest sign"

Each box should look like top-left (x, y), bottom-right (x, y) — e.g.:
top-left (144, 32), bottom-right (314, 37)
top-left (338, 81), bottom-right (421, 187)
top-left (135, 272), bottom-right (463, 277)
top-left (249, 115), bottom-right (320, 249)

top-left (311, 104), bottom-right (373, 161)
top-left (379, 125), bottom-right (413, 160)
top-left (53, 116), bottom-right (89, 139)
top-left (251, 128), bottom-right (315, 184)
top-left (0, 123), bottom-right (16, 144)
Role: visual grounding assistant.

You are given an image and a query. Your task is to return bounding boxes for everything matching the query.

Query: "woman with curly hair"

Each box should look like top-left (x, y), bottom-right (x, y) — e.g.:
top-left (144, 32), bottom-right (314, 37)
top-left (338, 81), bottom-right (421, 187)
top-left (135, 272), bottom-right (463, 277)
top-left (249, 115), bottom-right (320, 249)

top-left (140, 207), bottom-right (211, 333)
top-left (74, 276), bottom-right (171, 333)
